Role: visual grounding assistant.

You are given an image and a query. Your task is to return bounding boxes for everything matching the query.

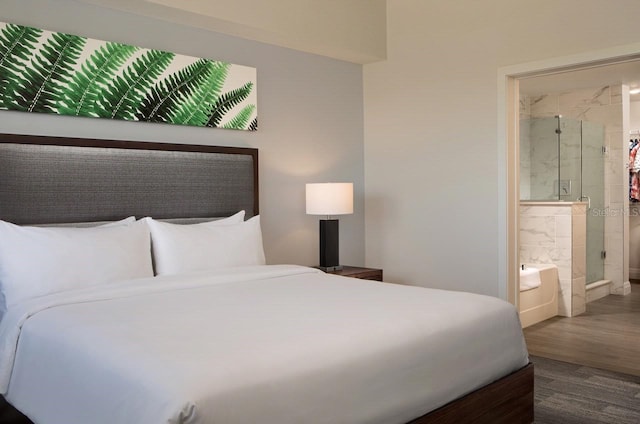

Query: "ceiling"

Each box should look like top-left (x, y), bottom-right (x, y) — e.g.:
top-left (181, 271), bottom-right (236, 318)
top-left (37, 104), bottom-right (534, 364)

top-left (74, 0), bottom-right (387, 64)
top-left (70, 1), bottom-right (640, 93)
top-left (519, 59), bottom-right (640, 99)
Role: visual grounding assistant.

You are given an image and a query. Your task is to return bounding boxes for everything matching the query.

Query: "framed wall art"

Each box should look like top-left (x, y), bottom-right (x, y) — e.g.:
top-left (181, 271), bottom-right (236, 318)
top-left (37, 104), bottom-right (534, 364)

top-left (0, 22), bottom-right (258, 131)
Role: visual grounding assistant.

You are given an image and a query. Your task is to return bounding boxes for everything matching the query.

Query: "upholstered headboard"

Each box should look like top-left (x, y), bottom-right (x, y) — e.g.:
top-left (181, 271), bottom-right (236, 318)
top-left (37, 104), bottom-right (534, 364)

top-left (0, 133), bottom-right (258, 225)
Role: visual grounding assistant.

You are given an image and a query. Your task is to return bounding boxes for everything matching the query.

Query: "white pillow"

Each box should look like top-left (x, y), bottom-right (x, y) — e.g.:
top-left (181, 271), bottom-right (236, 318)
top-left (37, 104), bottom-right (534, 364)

top-left (146, 215), bottom-right (265, 276)
top-left (158, 210), bottom-right (246, 225)
top-left (0, 216), bottom-right (137, 321)
top-left (31, 216), bottom-right (136, 228)
top-left (102, 216), bottom-right (137, 226)
top-left (0, 219), bottom-right (154, 308)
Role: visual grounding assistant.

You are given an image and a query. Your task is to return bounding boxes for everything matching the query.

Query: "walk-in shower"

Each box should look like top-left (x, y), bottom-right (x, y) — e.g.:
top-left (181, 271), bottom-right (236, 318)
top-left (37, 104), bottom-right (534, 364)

top-left (520, 115), bottom-right (606, 284)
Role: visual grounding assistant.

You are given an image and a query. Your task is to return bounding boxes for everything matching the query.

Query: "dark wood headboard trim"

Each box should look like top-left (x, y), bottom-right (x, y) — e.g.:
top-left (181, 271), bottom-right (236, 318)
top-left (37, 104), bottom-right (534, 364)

top-left (0, 133), bottom-right (259, 217)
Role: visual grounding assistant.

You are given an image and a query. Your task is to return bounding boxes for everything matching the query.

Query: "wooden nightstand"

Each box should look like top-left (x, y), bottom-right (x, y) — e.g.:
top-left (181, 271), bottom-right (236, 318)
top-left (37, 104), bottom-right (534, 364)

top-left (321, 266), bottom-right (383, 281)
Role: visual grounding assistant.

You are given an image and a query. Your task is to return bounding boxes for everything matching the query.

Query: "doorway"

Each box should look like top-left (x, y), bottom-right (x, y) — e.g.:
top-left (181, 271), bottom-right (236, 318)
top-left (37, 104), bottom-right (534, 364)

top-left (498, 49), bottom-right (640, 306)
top-left (499, 46), bottom-right (640, 373)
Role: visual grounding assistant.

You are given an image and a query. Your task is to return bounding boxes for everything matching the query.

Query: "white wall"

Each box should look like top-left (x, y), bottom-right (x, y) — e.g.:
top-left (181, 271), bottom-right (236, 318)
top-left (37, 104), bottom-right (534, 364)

top-left (364, 0), bottom-right (640, 296)
top-left (0, 0), bottom-right (366, 268)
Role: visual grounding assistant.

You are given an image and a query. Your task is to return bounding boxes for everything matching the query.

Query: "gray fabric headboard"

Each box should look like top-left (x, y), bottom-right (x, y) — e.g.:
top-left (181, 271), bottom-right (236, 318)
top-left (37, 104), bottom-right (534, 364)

top-left (0, 134), bottom-right (258, 225)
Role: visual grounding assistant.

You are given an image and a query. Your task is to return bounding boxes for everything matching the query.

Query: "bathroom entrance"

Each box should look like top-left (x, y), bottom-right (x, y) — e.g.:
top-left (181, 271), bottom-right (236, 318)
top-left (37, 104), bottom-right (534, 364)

top-left (519, 113), bottom-right (606, 320)
top-left (500, 46), bottom-right (639, 377)
top-left (520, 115), bottom-right (605, 285)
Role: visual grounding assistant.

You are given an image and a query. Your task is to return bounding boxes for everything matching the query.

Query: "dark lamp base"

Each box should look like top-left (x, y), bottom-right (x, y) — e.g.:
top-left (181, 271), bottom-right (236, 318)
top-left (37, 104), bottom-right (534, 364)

top-left (317, 265), bottom-right (344, 272)
top-left (319, 219), bottom-right (340, 270)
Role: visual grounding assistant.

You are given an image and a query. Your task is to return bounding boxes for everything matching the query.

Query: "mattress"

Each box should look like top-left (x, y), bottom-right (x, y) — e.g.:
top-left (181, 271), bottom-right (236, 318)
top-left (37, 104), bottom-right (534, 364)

top-left (0, 265), bottom-right (528, 424)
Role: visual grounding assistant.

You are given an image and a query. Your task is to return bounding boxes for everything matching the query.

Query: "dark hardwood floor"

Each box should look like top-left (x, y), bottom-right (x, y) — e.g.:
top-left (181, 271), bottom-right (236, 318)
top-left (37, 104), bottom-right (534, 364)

top-left (524, 282), bottom-right (640, 376)
top-left (532, 355), bottom-right (640, 424)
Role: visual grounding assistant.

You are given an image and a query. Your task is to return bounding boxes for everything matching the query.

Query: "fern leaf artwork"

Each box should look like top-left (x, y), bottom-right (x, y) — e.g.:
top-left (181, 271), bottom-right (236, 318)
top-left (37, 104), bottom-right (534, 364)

top-left (58, 42), bottom-right (138, 116)
top-left (248, 117), bottom-right (258, 131)
top-left (0, 24), bottom-right (42, 108)
top-left (169, 61), bottom-right (229, 126)
top-left (137, 58), bottom-right (212, 123)
top-left (95, 49), bottom-right (175, 120)
top-left (222, 104), bottom-right (256, 130)
top-left (5, 31), bottom-right (86, 113)
top-left (206, 81), bottom-right (253, 128)
top-left (0, 21), bottom-right (258, 130)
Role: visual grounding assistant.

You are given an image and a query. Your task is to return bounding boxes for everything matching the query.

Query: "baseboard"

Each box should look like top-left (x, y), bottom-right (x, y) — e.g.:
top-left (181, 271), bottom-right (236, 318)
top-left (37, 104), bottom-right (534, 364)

top-left (586, 280), bottom-right (611, 303)
top-left (629, 268), bottom-right (640, 280)
top-left (611, 280), bottom-right (632, 296)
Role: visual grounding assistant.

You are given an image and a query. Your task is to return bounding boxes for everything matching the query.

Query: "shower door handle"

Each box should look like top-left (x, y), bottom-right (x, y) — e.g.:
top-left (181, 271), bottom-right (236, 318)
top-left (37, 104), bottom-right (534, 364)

top-left (577, 195), bottom-right (591, 209)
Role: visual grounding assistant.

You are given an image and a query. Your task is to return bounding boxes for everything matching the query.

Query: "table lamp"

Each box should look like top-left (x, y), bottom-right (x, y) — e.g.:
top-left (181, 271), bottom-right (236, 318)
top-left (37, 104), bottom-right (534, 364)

top-left (306, 182), bottom-right (353, 271)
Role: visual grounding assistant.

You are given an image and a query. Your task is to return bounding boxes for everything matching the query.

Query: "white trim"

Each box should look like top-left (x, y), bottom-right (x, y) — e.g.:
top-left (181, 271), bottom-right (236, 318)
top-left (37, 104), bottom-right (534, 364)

top-left (630, 267), bottom-right (640, 280)
top-left (612, 281), bottom-right (632, 296)
top-left (497, 72), bottom-right (507, 301)
top-left (497, 42), bottom-right (640, 306)
top-left (498, 42), bottom-right (640, 80)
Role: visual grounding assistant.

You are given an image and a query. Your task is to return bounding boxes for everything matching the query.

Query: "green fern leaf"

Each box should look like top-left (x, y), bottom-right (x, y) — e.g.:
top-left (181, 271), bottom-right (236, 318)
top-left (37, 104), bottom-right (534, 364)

top-left (58, 42), bottom-right (138, 116)
top-left (4, 31), bottom-right (85, 113)
top-left (221, 104), bottom-right (256, 130)
top-left (95, 49), bottom-right (174, 120)
top-left (248, 117), bottom-right (258, 131)
top-left (136, 58), bottom-right (213, 122)
top-left (169, 60), bottom-right (229, 126)
top-left (0, 24), bottom-right (43, 108)
top-left (205, 81), bottom-right (253, 128)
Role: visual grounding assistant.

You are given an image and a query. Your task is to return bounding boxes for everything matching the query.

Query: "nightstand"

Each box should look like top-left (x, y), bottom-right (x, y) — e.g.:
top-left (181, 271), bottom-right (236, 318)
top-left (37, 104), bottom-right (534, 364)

top-left (321, 266), bottom-right (383, 281)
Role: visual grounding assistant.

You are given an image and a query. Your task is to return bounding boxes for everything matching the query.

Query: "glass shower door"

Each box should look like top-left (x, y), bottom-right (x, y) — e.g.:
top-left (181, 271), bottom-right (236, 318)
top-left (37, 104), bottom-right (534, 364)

top-left (581, 121), bottom-right (605, 283)
top-left (524, 117), bottom-right (562, 200)
top-left (559, 118), bottom-right (582, 202)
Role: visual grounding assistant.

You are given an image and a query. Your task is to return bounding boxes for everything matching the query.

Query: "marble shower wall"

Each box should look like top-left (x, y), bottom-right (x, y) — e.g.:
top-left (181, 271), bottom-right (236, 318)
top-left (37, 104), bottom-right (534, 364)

top-left (520, 202), bottom-right (586, 317)
top-left (520, 121), bottom-right (531, 200)
top-left (520, 85), bottom-right (626, 293)
top-left (520, 98), bottom-right (531, 200)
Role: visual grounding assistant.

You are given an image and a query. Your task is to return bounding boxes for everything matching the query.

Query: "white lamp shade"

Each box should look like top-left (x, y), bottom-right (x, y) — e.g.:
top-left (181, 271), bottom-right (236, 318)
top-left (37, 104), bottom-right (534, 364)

top-left (306, 183), bottom-right (353, 215)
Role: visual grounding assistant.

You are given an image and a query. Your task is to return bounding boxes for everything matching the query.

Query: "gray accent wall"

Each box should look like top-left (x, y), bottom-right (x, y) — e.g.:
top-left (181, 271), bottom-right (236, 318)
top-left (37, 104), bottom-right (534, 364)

top-left (0, 1), bottom-right (365, 267)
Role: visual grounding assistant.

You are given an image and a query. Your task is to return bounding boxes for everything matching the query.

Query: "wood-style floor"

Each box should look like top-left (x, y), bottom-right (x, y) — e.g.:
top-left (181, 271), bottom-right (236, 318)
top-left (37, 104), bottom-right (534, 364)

top-left (524, 282), bottom-right (640, 376)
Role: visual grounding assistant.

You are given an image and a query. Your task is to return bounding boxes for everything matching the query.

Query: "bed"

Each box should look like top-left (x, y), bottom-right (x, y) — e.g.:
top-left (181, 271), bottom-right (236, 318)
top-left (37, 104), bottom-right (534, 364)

top-left (0, 133), bottom-right (533, 424)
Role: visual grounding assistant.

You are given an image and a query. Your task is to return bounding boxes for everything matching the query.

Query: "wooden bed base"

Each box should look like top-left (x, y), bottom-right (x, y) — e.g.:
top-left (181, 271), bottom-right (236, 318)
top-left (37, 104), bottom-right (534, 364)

top-left (1, 363), bottom-right (533, 424)
top-left (410, 362), bottom-right (534, 424)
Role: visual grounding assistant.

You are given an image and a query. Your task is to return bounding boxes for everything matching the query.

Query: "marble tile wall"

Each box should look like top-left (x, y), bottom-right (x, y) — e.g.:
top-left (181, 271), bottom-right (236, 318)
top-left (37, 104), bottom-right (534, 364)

top-left (571, 203), bottom-right (587, 315)
top-left (519, 98), bottom-right (531, 200)
top-left (520, 202), bottom-right (586, 316)
top-left (520, 122), bottom-right (531, 200)
top-left (521, 84), bottom-right (625, 293)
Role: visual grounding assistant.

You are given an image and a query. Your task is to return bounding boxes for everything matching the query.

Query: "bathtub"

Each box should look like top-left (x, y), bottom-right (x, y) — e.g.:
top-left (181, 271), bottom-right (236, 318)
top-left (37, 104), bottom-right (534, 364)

top-left (518, 264), bottom-right (558, 328)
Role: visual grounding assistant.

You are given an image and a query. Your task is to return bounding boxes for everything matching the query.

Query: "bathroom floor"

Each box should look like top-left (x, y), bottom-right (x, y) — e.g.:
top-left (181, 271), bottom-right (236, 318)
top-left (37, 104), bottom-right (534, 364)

top-left (523, 282), bottom-right (640, 376)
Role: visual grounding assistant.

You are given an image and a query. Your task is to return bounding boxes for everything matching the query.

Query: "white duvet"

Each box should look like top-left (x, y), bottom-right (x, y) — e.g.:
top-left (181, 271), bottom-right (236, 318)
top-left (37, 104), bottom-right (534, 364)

top-left (0, 265), bottom-right (528, 424)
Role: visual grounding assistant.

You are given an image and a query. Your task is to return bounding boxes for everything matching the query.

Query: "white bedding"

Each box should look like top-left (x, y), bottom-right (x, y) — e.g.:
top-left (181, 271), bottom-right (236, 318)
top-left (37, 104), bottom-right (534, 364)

top-left (0, 265), bottom-right (528, 424)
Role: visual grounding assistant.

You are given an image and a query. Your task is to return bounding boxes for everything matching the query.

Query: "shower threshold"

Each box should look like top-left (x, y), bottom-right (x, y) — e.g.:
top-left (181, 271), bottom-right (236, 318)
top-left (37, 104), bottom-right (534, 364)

top-left (586, 280), bottom-right (611, 303)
